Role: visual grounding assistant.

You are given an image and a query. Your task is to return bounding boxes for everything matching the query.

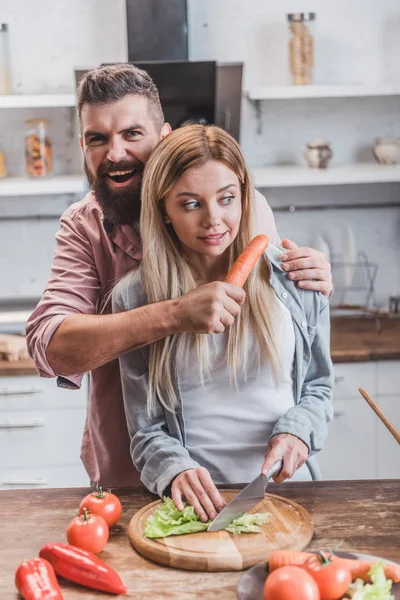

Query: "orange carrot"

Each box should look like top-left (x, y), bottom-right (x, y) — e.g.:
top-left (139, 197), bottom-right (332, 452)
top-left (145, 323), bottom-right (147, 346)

top-left (268, 550), bottom-right (313, 571)
top-left (268, 549), bottom-right (400, 583)
top-left (337, 557), bottom-right (400, 583)
top-left (224, 234), bottom-right (270, 288)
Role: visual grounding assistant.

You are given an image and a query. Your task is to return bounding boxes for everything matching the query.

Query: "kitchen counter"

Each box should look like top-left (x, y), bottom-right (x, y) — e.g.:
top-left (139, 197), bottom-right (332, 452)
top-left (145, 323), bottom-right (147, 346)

top-left (1, 316), bottom-right (399, 377)
top-left (1, 480), bottom-right (399, 599)
top-left (0, 356), bottom-right (36, 376)
top-left (331, 316), bottom-right (400, 362)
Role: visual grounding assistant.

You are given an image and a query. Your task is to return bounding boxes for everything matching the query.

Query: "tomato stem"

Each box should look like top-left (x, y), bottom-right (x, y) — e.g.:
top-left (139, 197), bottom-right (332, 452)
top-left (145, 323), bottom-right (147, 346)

top-left (95, 486), bottom-right (106, 499)
top-left (317, 550), bottom-right (332, 565)
top-left (82, 507), bottom-right (91, 522)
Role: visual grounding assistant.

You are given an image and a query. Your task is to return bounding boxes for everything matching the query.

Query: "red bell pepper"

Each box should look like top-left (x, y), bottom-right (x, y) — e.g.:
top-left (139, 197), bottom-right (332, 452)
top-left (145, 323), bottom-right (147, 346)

top-left (39, 542), bottom-right (127, 595)
top-left (15, 557), bottom-right (63, 600)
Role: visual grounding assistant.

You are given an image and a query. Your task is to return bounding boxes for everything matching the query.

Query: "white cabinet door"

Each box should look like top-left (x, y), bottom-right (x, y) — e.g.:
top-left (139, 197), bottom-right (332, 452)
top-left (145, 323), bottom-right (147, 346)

top-left (377, 361), bottom-right (400, 396)
top-left (0, 464), bottom-right (89, 489)
top-left (318, 397), bottom-right (378, 480)
top-left (318, 362), bottom-right (378, 480)
top-left (0, 375), bottom-right (87, 411)
top-left (0, 407), bottom-right (86, 468)
top-left (0, 373), bottom-right (89, 488)
top-left (333, 362), bottom-right (377, 398)
top-left (376, 395), bottom-right (400, 478)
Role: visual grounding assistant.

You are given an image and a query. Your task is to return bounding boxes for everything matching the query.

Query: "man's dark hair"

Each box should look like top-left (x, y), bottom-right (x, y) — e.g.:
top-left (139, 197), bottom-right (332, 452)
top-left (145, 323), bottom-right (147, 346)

top-left (76, 63), bottom-right (164, 128)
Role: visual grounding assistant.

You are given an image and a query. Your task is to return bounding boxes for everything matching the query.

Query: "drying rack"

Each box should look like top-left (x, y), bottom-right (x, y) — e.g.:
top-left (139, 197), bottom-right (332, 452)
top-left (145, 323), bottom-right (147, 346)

top-left (329, 251), bottom-right (379, 312)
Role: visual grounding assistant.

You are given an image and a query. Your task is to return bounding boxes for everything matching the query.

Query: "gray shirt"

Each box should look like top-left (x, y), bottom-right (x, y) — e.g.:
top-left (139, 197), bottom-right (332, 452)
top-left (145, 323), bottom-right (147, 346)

top-left (112, 244), bottom-right (334, 497)
top-left (182, 299), bottom-right (311, 483)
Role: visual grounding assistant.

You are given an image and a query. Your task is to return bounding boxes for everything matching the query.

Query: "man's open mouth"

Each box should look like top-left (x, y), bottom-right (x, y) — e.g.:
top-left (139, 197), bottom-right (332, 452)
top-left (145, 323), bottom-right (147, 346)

top-left (106, 169), bottom-right (138, 184)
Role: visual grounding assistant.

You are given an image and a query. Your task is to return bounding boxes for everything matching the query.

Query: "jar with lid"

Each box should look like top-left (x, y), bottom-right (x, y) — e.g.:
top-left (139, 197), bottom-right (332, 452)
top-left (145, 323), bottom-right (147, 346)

top-left (0, 24), bottom-right (12, 94)
top-left (287, 13), bottom-right (316, 86)
top-left (25, 118), bottom-right (53, 177)
top-left (0, 137), bottom-right (6, 178)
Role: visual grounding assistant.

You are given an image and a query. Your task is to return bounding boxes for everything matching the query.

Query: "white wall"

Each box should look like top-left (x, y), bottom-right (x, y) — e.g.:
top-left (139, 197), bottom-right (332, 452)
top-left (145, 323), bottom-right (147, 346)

top-left (188, 0), bottom-right (400, 87)
top-left (188, 0), bottom-right (400, 306)
top-left (1, 0), bottom-right (127, 94)
top-left (0, 0), bottom-right (399, 306)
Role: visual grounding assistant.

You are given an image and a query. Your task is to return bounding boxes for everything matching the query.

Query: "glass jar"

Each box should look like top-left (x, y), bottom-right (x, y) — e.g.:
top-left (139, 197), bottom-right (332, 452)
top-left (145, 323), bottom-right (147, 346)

top-left (25, 118), bottom-right (53, 177)
top-left (287, 13), bottom-right (316, 86)
top-left (0, 24), bottom-right (12, 95)
top-left (0, 136), bottom-right (6, 178)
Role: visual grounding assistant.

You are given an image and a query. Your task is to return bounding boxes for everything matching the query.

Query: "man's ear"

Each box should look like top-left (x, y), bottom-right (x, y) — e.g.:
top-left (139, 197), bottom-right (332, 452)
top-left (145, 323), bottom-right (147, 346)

top-left (160, 122), bottom-right (172, 140)
top-left (79, 135), bottom-right (83, 150)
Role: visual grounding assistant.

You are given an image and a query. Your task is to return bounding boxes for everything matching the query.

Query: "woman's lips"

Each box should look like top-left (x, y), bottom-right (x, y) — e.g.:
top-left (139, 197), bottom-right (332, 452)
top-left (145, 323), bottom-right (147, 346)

top-left (198, 232), bottom-right (227, 245)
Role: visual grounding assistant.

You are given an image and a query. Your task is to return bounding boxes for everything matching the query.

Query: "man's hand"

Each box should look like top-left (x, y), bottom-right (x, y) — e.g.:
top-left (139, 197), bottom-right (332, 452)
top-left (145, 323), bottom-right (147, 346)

top-left (174, 281), bottom-right (245, 334)
top-left (261, 433), bottom-right (309, 484)
top-left (172, 467), bottom-right (227, 522)
top-left (280, 239), bottom-right (333, 297)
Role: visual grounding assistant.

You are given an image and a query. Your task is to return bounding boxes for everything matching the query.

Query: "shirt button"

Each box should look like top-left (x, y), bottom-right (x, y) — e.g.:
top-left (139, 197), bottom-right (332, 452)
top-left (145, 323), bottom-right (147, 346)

top-left (301, 320), bottom-right (307, 328)
top-left (281, 292), bottom-right (288, 299)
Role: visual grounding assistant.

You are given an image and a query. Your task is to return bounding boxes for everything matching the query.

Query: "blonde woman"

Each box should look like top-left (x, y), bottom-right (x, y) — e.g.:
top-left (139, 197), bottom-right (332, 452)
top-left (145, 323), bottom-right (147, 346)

top-left (113, 124), bottom-right (333, 522)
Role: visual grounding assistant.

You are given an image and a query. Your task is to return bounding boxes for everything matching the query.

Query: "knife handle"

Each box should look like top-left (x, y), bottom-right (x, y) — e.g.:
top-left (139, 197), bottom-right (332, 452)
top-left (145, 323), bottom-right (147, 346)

top-left (265, 459), bottom-right (283, 485)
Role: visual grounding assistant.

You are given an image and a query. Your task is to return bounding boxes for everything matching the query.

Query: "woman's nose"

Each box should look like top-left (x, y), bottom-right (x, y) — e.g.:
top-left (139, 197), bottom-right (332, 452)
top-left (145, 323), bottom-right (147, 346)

top-left (106, 138), bottom-right (127, 163)
top-left (202, 207), bottom-right (222, 228)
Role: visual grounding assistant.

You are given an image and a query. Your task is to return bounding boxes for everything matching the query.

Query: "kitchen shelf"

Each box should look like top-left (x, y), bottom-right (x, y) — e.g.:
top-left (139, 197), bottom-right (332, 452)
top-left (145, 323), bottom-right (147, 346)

top-left (0, 94), bottom-right (76, 108)
top-left (247, 83), bottom-right (400, 101)
top-left (0, 175), bottom-right (86, 196)
top-left (251, 163), bottom-right (400, 188)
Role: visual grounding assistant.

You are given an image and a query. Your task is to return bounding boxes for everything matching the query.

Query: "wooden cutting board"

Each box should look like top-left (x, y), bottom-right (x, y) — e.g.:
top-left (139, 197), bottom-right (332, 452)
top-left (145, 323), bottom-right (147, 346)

top-left (128, 490), bottom-right (314, 572)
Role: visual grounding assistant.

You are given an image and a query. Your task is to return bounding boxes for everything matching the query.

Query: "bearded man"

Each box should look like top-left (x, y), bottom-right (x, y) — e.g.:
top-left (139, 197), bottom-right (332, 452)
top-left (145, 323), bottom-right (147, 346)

top-left (26, 64), bottom-right (332, 487)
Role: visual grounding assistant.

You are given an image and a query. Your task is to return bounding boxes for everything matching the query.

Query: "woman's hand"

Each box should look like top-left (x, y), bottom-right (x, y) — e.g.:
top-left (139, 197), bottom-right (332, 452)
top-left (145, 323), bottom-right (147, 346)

top-left (171, 467), bottom-right (227, 522)
top-left (261, 433), bottom-right (309, 484)
top-left (280, 239), bottom-right (333, 297)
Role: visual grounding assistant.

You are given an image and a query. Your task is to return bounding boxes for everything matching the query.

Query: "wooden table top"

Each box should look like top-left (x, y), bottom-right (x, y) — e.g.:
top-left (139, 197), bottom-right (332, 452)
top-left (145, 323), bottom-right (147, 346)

top-left (1, 480), bottom-right (399, 599)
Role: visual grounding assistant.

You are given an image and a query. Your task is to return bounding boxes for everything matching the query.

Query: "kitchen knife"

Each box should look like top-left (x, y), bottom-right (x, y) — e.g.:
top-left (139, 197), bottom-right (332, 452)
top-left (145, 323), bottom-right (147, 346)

top-left (207, 459), bottom-right (283, 532)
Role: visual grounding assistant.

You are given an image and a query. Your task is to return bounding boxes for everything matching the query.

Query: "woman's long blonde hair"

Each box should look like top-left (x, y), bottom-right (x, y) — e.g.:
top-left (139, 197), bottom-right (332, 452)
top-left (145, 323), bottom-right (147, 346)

top-left (140, 124), bottom-right (279, 413)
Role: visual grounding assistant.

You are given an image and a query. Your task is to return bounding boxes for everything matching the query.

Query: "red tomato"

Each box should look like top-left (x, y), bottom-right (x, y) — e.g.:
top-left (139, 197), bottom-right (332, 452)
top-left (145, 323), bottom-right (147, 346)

top-left (303, 552), bottom-right (352, 600)
top-left (79, 488), bottom-right (122, 527)
top-left (67, 508), bottom-right (109, 554)
top-left (264, 565), bottom-right (320, 600)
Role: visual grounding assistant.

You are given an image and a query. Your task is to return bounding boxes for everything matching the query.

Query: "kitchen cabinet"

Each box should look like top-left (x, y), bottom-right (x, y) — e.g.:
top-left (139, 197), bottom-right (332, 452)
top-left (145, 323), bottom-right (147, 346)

top-left (318, 360), bottom-right (399, 481)
top-left (376, 361), bottom-right (400, 479)
top-left (0, 373), bottom-right (89, 489)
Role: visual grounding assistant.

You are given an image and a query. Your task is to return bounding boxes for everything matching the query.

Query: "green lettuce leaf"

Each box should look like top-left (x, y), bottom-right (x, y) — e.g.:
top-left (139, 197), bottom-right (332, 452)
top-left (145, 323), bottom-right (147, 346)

top-left (143, 497), bottom-right (269, 538)
top-left (224, 512), bottom-right (270, 534)
top-left (347, 562), bottom-right (394, 600)
top-left (144, 497), bottom-right (209, 538)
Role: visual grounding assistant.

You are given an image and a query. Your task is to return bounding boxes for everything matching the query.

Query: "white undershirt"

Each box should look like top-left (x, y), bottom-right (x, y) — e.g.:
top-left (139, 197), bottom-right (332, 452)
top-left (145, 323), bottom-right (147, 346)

top-left (180, 299), bottom-right (312, 484)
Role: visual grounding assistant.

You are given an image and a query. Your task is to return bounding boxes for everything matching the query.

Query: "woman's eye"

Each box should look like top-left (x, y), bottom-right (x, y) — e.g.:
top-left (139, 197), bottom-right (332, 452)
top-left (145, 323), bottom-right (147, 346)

top-left (220, 195), bottom-right (235, 205)
top-left (183, 200), bottom-right (200, 210)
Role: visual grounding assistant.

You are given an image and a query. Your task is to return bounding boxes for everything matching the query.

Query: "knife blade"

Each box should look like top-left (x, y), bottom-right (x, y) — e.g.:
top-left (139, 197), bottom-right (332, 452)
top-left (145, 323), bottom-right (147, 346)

top-left (207, 459), bottom-right (283, 532)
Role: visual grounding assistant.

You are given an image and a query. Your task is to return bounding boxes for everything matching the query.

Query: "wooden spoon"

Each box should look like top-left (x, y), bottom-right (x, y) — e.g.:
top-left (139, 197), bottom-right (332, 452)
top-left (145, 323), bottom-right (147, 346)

top-left (358, 387), bottom-right (400, 445)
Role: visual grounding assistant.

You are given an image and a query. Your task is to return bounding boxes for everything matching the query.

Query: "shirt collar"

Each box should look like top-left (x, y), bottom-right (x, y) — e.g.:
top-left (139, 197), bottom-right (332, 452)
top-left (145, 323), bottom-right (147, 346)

top-left (102, 218), bottom-right (142, 261)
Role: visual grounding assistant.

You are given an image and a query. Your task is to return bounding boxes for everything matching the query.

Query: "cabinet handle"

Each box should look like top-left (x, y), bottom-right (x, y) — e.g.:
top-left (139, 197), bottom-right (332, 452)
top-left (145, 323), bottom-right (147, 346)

top-left (1, 478), bottom-right (47, 486)
top-left (333, 410), bottom-right (346, 418)
top-left (0, 387), bottom-right (42, 396)
top-left (334, 376), bottom-right (345, 384)
top-left (0, 418), bottom-right (45, 429)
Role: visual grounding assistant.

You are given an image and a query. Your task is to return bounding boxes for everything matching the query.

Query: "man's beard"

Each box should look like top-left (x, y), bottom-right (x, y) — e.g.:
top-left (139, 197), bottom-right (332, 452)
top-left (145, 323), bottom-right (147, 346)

top-left (85, 158), bottom-right (144, 226)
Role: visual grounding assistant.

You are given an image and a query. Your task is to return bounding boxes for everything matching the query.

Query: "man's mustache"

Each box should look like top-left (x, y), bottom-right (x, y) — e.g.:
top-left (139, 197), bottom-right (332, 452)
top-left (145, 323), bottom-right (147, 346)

top-left (96, 159), bottom-right (145, 178)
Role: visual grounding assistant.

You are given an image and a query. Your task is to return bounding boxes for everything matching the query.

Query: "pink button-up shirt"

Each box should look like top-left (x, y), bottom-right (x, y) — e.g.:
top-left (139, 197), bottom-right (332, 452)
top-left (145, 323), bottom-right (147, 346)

top-left (26, 190), bottom-right (279, 487)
